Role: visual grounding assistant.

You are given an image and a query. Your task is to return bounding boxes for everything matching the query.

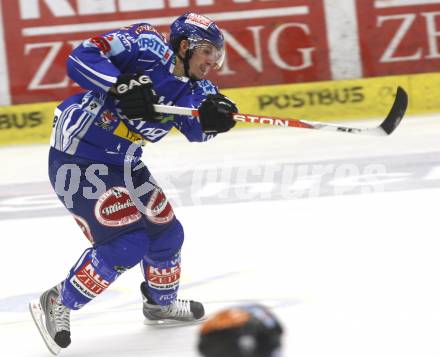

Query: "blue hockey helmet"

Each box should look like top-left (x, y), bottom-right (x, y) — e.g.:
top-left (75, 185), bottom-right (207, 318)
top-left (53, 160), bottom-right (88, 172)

top-left (170, 13), bottom-right (225, 70)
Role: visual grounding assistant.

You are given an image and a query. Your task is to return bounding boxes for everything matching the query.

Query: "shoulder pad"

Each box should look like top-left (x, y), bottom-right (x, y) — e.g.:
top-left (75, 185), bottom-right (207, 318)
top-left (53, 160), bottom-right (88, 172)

top-left (133, 24), bottom-right (173, 65)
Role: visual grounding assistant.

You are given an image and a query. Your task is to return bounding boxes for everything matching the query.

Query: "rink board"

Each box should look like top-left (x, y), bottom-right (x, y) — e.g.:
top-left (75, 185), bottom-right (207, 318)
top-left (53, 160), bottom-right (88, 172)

top-left (1, 1), bottom-right (438, 105)
top-left (0, 72), bottom-right (439, 146)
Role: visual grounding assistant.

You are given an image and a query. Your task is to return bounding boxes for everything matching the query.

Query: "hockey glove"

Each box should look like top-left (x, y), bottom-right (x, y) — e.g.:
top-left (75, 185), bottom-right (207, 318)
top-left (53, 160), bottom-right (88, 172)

top-left (113, 73), bottom-right (159, 121)
top-left (198, 93), bottom-right (238, 134)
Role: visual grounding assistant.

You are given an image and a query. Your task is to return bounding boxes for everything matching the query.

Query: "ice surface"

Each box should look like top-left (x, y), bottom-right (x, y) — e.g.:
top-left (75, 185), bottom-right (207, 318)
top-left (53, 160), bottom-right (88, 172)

top-left (1, 114), bottom-right (440, 357)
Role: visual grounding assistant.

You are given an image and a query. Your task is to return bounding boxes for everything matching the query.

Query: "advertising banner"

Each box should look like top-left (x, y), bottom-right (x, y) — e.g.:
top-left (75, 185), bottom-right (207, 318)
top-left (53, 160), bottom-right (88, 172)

top-left (357, 0), bottom-right (440, 77)
top-left (3, 71), bottom-right (440, 146)
top-left (0, 0), bottom-right (329, 104)
top-left (0, 101), bottom-right (56, 145)
top-left (0, 1), bottom-right (439, 105)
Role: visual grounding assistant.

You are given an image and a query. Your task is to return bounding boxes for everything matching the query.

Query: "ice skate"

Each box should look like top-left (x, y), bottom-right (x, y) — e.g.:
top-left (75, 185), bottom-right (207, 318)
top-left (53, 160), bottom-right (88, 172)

top-left (140, 282), bottom-right (205, 326)
top-left (29, 284), bottom-right (71, 355)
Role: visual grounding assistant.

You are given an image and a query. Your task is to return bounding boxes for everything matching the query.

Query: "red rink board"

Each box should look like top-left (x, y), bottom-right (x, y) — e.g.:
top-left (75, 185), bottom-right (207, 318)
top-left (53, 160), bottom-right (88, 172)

top-left (2, 1), bottom-right (439, 105)
top-left (1, 0), bottom-right (329, 104)
top-left (357, 1), bottom-right (440, 77)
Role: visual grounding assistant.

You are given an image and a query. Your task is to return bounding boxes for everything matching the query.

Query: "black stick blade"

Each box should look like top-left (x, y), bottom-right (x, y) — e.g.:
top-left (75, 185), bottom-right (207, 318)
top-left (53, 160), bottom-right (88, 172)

top-left (380, 86), bottom-right (408, 135)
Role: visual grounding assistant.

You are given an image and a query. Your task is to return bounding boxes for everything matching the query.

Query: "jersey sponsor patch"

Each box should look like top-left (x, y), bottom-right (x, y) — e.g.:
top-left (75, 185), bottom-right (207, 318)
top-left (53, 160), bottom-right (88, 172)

top-left (146, 187), bottom-right (175, 224)
top-left (198, 80), bottom-right (218, 95)
top-left (70, 259), bottom-right (110, 299)
top-left (137, 34), bottom-right (172, 64)
top-left (130, 120), bottom-right (169, 142)
top-left (95, 110), bottom-right (118, 131)
top-left (94, 187), bottom-right (142, 227)
top-left (113, 121), bottom-right (146, 144)
top-left (105, 34), bottom-right (126, 56)
top-left (83, 34), bottom-right (126, 56)
top-left (147, 264), bottom-right (181, 290)
top-left (115, 33), bottom-right (133, 52)
top-left (86, 34), bottom-right (126, 56)
top-left (88, 36), bottom-right (111, 53)
top-left (185, 13), bottom-right (213, 30)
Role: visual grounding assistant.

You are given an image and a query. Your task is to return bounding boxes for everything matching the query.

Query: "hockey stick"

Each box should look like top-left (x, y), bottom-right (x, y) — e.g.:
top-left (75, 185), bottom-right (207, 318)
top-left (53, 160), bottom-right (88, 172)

top-left (154, 86), bottom-right (408, 136)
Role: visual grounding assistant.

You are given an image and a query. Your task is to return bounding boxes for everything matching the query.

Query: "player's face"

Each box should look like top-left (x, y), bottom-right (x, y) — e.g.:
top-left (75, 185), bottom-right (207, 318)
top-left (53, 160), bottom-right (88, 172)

top-left (188, 42), bottom-right (223, 80)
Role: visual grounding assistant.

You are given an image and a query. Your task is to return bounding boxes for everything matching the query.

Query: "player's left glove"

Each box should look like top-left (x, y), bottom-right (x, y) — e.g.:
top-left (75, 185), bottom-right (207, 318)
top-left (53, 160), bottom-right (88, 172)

top-left (113, 73), bottom-right (160, 122)
top-left (198, 93), bottom-right (238, 134)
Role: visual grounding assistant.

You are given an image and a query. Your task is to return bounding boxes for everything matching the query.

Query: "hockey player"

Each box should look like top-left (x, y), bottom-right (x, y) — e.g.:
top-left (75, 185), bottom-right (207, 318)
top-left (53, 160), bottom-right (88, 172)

top-left (29, 12), bottom-right (238, 355)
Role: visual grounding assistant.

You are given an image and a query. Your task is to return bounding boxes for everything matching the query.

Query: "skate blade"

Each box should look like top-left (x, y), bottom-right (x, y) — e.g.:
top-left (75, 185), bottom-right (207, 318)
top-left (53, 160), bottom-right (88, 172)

top-left (29, 300), bottom-right (61, 356)
top-left (143, 316), bottom-right (207, 328)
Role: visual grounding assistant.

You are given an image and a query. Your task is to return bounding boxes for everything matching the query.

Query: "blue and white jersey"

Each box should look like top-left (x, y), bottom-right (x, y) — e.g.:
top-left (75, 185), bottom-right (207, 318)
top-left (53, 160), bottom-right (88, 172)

top-left (50, 23), bottom-right (218, 166)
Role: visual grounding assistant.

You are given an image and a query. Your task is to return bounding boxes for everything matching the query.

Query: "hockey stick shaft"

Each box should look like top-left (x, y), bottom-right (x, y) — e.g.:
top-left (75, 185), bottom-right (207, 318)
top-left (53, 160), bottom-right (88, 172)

top-left (153, 105), bottom-right (313, 128)
top-left (153, 86), bottom-right (408, 136)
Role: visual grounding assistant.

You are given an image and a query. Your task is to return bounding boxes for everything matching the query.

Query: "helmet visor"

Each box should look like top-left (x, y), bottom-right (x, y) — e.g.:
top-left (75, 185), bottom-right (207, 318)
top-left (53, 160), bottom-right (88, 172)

top-left (189, 40), bottom-right (225, 70)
